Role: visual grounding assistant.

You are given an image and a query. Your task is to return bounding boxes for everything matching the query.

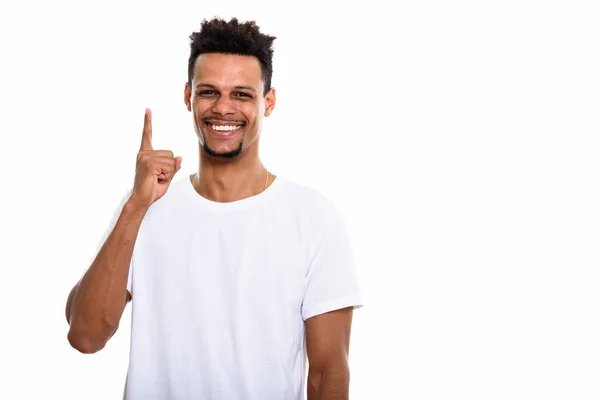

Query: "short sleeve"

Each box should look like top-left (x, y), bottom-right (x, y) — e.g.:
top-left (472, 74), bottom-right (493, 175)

top-left (94, 188), bottom-right (134, 294)
top-left (301, 206), bottom-right (364, 321)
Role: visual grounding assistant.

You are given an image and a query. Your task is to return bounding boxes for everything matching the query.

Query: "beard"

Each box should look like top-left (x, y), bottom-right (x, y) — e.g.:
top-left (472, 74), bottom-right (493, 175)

top-left (201, 140), bottom-right (244, 159)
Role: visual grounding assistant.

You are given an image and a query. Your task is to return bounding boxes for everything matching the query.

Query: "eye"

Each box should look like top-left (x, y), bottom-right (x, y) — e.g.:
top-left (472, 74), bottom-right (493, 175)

top-left (234, 92), bottom-right (252, 98)
top-left (197, 90), bottom-right (216, 96)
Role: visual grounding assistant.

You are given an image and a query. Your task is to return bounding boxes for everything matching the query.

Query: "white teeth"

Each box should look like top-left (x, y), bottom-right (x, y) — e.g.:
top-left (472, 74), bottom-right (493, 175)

top-left (211, 125), bottom-right (242, 131)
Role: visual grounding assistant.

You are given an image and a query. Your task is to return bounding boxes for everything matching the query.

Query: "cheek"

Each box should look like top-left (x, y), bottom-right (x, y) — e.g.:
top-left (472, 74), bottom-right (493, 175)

top-left (242, 104), bottom-right (260, 120)
top-left (193, 102), bottom-right (207, 115)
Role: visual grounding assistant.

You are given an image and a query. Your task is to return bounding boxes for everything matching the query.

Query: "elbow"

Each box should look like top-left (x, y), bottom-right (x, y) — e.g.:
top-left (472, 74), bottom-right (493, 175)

top-left (67, 327), bottom-right (109, 354)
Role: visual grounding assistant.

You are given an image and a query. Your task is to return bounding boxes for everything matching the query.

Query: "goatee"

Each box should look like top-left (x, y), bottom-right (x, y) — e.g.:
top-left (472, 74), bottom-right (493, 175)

top-left (202, 141), bottom-right (244, 159)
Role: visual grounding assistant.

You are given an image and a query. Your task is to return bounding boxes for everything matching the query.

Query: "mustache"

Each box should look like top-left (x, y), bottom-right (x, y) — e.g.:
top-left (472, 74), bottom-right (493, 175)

top-left (203, 116), bottom-right (246, 124)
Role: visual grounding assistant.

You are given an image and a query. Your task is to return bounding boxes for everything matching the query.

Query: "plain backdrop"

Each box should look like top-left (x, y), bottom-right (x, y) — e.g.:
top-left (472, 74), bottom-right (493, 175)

top-left (1, 0), bottom-right (599, 399)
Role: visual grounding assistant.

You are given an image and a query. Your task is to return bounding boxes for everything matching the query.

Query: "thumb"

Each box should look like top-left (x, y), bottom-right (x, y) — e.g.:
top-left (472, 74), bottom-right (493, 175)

top-left (174, 156), bottom-right (183, 173)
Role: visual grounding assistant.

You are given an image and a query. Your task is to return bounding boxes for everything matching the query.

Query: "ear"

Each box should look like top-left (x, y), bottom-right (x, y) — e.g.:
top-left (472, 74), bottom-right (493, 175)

top-left (264, 87), bottom-right (276, 117)
top-left (184, 83), bottom-right (192, 112)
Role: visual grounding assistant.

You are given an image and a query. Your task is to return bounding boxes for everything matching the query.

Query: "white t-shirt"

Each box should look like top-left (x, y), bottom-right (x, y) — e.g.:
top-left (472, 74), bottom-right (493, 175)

top-left (97, 174), bottom-right (363, 400)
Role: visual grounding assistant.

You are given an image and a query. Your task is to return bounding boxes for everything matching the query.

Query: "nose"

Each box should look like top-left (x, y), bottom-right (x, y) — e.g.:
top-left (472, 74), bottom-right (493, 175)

top-left (212, 96), bottom-right (235, 116)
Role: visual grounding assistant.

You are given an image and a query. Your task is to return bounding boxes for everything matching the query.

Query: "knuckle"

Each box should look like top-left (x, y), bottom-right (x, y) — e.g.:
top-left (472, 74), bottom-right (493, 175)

top-left (158, 150), bottom-right (174, 158)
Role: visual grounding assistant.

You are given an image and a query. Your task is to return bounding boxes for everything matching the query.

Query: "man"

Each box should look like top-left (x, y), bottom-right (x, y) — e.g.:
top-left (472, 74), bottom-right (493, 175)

top-left (65, 17), bottom-right (363, 400)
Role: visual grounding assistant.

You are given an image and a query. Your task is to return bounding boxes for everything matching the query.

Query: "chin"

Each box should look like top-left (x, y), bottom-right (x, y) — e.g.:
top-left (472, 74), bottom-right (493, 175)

top-left (202, 140), bottom-right (244, 159)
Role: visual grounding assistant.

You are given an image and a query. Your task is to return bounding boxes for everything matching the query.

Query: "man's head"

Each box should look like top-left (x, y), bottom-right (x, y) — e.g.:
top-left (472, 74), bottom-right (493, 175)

top-left (184, 18), bottom-right (276, 160)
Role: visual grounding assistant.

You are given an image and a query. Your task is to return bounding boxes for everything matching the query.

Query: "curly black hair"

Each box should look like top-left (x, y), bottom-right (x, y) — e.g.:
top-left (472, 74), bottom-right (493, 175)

top-left (187, 18), bottom-right (276, 96)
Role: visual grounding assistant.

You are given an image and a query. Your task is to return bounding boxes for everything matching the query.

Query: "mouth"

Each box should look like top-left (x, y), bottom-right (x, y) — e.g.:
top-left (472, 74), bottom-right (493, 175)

top-left (203, 120), bottom-right (245, 138)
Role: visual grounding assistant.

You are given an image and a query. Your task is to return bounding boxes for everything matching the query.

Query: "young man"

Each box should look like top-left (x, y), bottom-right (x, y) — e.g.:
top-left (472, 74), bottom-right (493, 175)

top-left (65, 17), bottom-right (363, 400)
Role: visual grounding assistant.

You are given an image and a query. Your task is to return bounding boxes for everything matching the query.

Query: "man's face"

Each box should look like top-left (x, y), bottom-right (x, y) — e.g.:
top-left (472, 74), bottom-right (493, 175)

top-left (184, 53), bottom-right (276, 159)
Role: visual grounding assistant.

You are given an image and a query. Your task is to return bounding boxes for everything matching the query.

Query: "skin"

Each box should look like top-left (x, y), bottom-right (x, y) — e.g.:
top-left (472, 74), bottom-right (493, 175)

top-left (66, 51), bottom-right (354, 399)
top-left (306, 307), bottom-right (354, 400)
top-left (183, 53), bottom-right (276, 202)
top-left (66, 109), bottom-right (180, 353)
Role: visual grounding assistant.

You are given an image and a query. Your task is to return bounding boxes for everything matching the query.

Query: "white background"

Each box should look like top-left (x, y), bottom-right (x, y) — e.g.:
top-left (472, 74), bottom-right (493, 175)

top-left (1, 0), bottom-right (599, 399)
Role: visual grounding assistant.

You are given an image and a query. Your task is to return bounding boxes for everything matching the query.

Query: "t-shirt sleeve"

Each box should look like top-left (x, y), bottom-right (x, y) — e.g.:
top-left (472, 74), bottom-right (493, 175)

top-left (301, 205), bottom-right (364, 321)
top-left (94, 188), bottom-right (134, 295)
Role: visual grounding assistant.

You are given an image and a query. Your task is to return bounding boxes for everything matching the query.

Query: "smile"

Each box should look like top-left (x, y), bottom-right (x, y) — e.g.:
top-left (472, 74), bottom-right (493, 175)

top-left (210, 124), bottom-right (242, 132)
top-left (204, 121), bottom-right (245, 137)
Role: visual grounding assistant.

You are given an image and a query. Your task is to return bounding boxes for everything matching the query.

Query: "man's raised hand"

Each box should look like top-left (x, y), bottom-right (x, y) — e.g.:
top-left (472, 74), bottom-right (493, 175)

top-left (131, 108), bottom-right (182, 207)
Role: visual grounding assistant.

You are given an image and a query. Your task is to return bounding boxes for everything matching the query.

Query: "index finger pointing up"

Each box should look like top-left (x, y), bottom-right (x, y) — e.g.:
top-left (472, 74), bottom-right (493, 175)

top-left (140, 108), bottom-right (153, 151)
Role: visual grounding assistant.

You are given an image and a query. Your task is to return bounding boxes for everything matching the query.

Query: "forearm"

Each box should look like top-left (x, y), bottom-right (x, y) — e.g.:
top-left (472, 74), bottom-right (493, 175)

top-left (307, 368), bottom-right (350, 400)
top-left (67, 197), bottom-right (147, 352)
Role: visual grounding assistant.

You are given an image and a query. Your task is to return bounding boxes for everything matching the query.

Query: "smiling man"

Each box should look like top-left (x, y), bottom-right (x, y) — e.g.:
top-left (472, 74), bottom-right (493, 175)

top-left (188, 54), bottom-right (269, 160)
top-left (65, 18), bottom-right (363, 400)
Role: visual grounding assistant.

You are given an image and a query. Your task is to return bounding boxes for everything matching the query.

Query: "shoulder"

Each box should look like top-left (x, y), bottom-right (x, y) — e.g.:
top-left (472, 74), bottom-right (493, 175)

top-left (273, 176), bottom-right (349, 242)
top-left (150, 174), bottom-right (190, 205)
top-left (274, 176), bottom-right (339, 218)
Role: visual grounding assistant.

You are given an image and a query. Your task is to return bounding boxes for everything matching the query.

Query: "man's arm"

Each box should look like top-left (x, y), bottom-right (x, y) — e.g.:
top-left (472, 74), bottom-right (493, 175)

top-left (66, 108), bottom-right (181, 354)
top-left (66, 198), bottom-right (145, 354)
top-left (306, 307), bottom-right (354, 400)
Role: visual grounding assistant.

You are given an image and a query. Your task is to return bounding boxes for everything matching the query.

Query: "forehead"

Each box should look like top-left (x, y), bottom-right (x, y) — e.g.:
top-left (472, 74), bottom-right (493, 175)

top-left (193, 53), bottom-right (263, 89)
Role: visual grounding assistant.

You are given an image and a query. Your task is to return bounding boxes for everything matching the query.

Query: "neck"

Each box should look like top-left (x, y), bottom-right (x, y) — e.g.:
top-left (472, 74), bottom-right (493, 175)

top-left (192, 144), bottom-right (271, 203)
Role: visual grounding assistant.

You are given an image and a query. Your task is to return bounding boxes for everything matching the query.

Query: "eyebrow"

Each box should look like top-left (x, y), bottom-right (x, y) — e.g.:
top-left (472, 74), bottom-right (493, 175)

top-left (195, 83), bottom-right (257, 93)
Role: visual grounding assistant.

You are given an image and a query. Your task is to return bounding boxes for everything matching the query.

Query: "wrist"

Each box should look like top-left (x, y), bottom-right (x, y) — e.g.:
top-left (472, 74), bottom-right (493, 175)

top-left (124, 194), bottom-right (151, 214)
